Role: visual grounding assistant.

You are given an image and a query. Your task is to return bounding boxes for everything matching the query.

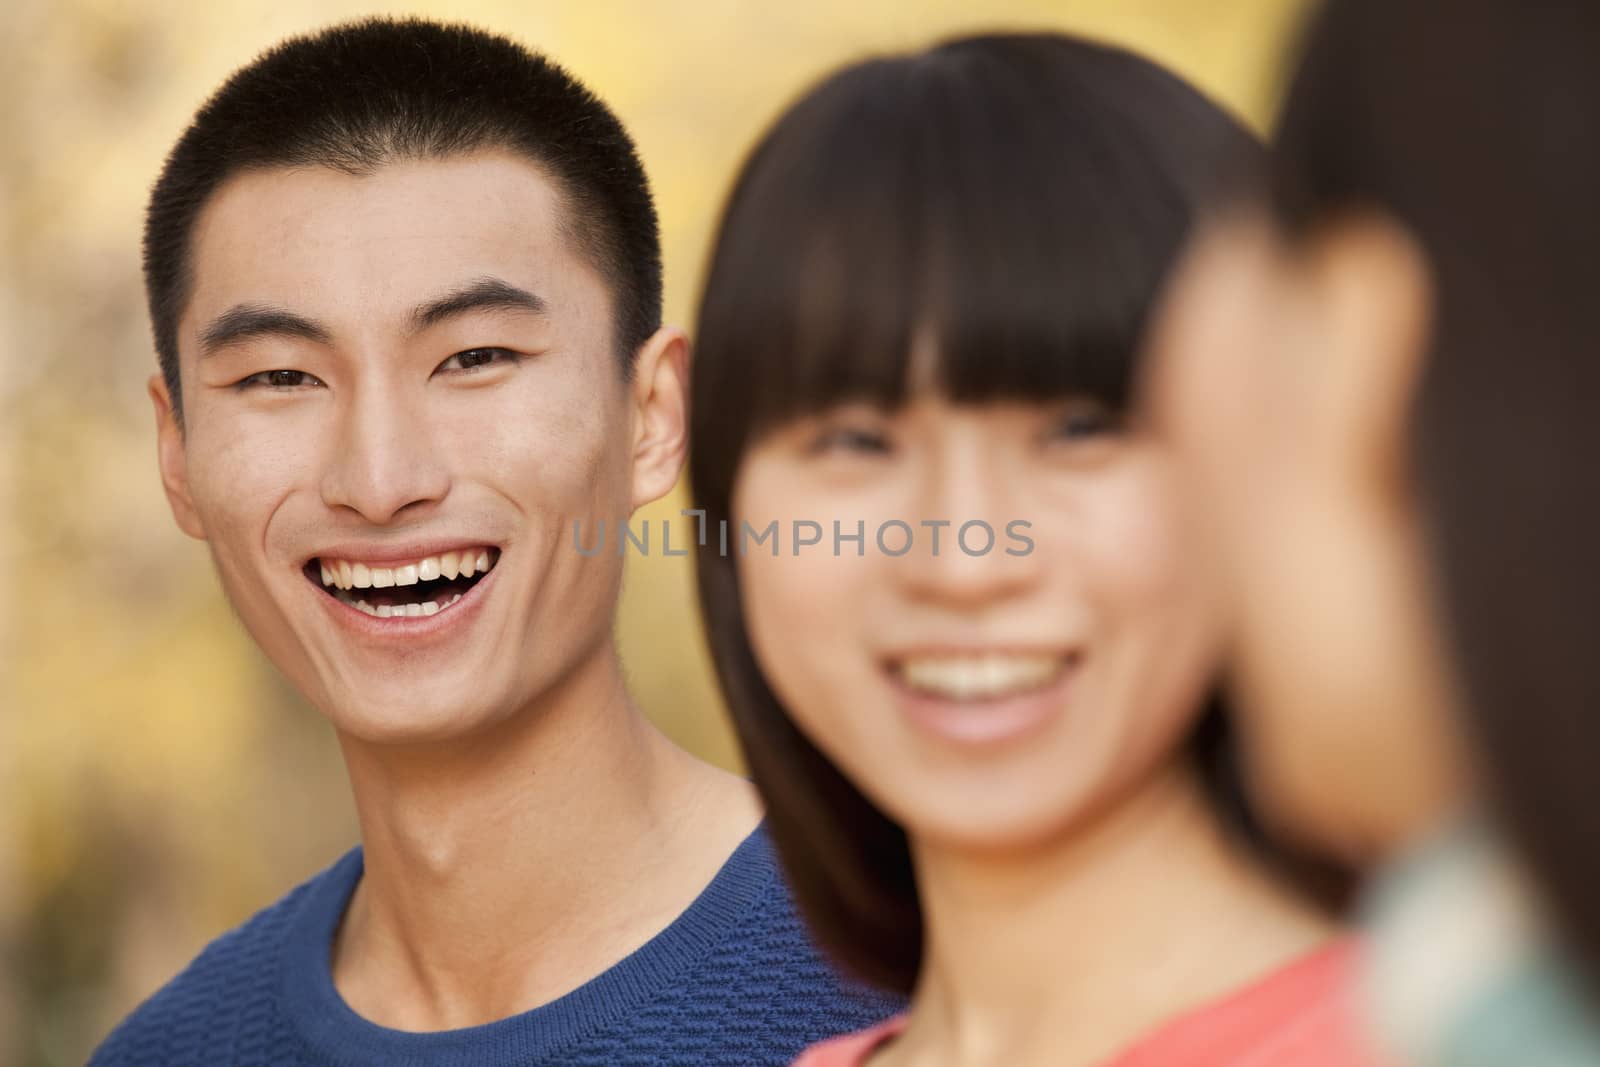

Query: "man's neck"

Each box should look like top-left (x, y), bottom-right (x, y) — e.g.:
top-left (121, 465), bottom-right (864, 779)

top-left (329, 638), bottom-right (762, 1031)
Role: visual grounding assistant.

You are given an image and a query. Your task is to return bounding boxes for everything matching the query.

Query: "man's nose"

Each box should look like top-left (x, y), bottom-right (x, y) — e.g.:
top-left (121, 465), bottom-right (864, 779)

top-left (319, 380), bottom-right (451, 524)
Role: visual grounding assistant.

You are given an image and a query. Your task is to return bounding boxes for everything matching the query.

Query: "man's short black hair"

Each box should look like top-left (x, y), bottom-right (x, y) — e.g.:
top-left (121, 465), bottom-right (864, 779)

top-left (144, 16), bottom-right (661, 424)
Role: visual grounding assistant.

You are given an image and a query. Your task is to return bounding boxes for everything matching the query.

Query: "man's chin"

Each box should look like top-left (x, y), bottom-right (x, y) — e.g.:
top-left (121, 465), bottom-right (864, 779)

top-left (321, 692), bottom-right (508, 747)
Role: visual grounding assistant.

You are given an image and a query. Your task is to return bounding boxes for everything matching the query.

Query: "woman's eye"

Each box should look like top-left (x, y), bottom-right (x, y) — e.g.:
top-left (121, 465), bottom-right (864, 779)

top-left (437, 347), bottom-right (520, 374)
top-left (810, 426), bottom-right (892, 455)
top-left (237, 369), bottom-right (323, 390)
top-left (1047, 405), bottom-right (1123, 442)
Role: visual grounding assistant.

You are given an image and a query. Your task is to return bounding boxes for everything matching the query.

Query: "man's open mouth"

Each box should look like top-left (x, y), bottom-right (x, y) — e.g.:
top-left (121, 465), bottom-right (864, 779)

top-left (303, 548), bottom-right (501, 619)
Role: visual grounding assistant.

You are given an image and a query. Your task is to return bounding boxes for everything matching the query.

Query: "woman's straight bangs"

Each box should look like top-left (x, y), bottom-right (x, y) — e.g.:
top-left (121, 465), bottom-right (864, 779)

top-left (697, 39), bottom-right (1199, 451)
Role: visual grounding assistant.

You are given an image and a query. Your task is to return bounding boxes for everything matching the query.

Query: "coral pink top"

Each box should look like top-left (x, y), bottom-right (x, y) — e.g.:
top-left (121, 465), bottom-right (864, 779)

top-left (793, 939), bottom-right (1389, 1067)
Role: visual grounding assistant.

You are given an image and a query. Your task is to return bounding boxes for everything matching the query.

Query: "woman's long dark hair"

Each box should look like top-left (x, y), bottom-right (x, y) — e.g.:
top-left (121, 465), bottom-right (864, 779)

top-left (1272, 0), bottom-right (1600, 984)
top-left (690, 33), bottom-right (1346, 993)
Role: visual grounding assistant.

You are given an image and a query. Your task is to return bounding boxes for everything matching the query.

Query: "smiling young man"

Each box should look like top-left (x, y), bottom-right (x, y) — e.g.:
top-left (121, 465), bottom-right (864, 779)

top-left (90, 17), bottom-right (896, 1066)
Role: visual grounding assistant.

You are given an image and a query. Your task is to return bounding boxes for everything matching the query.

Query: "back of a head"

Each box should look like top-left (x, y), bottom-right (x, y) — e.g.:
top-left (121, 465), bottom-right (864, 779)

top-left (144, 17), bottom-right (661, 423)
top-left (1275, 0), bottom-right (1600, 980)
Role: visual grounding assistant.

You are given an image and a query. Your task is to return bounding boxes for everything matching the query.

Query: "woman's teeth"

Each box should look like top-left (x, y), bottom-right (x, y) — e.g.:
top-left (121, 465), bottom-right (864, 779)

top-left (318, 549), bottom-right (495, 591)
top-left (897, 653), bottom-right (1066, 701)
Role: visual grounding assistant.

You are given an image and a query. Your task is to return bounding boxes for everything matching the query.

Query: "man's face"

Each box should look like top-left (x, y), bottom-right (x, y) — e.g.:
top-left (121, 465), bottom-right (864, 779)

top-left (156, 152), bottom-right (642, 743)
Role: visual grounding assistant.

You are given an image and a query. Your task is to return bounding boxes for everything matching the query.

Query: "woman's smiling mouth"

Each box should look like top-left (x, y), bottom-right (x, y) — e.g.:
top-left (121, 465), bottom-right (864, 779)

top-left (893, 651), bottom-right (1070, 702)
top-left (883, 649), bottom-right (1080, 745)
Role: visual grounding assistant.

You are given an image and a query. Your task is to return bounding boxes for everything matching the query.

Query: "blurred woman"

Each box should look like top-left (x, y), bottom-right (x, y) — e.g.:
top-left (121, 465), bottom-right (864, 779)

top-left (1150, 2), bottom-right (1600, 1063)
top-left (689, 34), bottom-right (1379, 1067)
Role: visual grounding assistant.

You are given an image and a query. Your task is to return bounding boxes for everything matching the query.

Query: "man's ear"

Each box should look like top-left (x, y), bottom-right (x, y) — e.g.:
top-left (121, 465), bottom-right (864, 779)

top-left (149, 373), bottom-right (206, 540)
top-left (1299, 214), bottom-right (1434, 507)
top-left (627, 325), bottom-right (691, 512)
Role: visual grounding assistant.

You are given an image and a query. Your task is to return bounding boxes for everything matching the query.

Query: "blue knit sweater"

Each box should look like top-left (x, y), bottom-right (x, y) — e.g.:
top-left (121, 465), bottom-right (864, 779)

top-left (89, 824), bottom-right (900, 1065)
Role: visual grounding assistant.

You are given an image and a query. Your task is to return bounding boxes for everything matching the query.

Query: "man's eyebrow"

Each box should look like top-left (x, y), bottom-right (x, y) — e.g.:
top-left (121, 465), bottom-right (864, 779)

top-left (198, 305), bottom-right (333, 358)
top-left (410, 277), bottom-right (548, 333)
top-left (195, 279), bottom-right (546, 358)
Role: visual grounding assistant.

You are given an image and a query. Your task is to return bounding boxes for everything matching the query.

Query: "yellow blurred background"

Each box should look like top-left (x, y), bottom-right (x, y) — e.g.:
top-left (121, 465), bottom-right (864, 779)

top-left (0, 1), bottom-right (1309, 1062)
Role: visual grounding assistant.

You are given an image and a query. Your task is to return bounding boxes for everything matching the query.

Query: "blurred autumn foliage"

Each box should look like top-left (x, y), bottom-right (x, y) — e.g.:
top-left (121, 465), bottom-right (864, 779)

top-left (0, 0), bottom-right (1306, 1062)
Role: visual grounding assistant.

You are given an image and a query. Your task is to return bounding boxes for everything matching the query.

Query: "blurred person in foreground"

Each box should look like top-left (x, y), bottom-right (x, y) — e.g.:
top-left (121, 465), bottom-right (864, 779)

top-left (1150, 1), bottom-right (1600, 1064)
top-left (91, 16), bottom-right (897, 1066)
top-left (690, 34), bottom-right (1387, 1067)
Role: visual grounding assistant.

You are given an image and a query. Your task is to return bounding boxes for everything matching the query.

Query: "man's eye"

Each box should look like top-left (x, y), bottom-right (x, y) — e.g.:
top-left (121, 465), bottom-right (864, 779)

top-left (436, 347), bottom-right (520, 374)
top-left (237, 369), bottom-right (323, 390)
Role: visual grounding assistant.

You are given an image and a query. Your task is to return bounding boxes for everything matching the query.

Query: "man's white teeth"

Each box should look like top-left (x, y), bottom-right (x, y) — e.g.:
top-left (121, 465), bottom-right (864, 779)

top-left (341, 593), bottom-right (464, 618)
top-left (317, 548), bottom-right (497, 590)
top-left (898, 654), bottom-right (1066, 701)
